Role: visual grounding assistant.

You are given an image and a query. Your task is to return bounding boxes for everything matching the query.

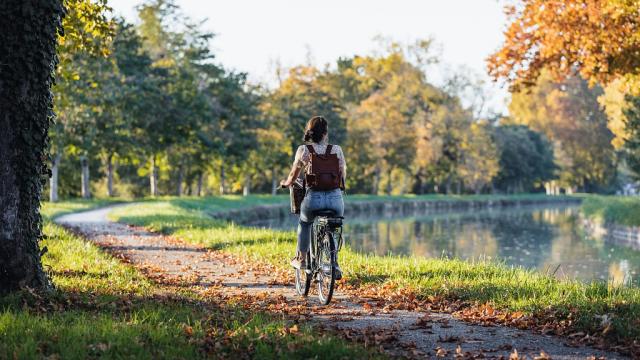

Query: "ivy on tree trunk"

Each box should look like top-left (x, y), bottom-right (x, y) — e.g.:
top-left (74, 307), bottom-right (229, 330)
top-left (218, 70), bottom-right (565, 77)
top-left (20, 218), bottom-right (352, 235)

top-left (0, 0), bottom-right (64, 292)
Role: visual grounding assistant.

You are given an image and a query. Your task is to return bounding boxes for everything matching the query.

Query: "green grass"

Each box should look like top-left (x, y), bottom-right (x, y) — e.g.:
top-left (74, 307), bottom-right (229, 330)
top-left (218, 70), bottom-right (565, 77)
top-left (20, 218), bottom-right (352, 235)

top-left (582, 195), bottom-right (640, 227)
top-left (109, 197), bottom-right (640, 344)
top-left (0, 201), bottom-right (381, 359)
top-left (121, 193), bottom-right (576, 220)
top-left (156, 195), bottom-right (289, 214)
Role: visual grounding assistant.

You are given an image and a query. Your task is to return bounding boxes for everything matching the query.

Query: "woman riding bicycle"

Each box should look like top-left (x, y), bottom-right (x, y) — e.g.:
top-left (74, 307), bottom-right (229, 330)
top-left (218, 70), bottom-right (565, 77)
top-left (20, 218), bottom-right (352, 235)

top-left (281, 116), bottom-right (346, 279)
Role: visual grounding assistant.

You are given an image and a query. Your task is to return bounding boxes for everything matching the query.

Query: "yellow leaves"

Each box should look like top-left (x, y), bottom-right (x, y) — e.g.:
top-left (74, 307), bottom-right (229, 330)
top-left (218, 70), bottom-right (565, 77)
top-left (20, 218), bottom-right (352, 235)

top-left (488, 0), bottom-right (640, 91)
top-left (72, 74), bottom-right (80, 81)
top-left (59, 0), bottom-right (114, 57)
top-left (510, 311), bottom-right (524, 320)
top-left (599, 75), bottom-right (640, 149)
top-left (458, 122), bottom-right (499, 192)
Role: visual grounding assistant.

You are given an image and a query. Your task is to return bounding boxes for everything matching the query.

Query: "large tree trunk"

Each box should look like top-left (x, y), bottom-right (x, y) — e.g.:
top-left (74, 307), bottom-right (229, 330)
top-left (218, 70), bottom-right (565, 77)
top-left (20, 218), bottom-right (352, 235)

top-left (80, 155), bottom-right (91, 199)
top-left (219, 164), bottom-right (225, 195)
top-left (0, 0), bottom-right (62, 292)
top-left (106, 154), bottom-right (115, 197)
top-left (150, 155), bottom-right (159, 197)
top-left (50, 153), bottom-right (61, 202)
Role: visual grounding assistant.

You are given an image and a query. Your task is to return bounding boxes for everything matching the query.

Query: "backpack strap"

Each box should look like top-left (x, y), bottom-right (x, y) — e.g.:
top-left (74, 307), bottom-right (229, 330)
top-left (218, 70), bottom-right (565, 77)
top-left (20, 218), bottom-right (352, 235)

top-left (306, 144), bottom-right (316, 154)
top-left (325, 144), bottom-right (333, 155)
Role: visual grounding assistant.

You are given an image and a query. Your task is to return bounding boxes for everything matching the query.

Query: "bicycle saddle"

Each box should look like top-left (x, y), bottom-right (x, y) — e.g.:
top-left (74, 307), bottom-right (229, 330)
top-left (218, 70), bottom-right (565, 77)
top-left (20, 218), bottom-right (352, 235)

top-left (314, 210), bottom-right (337, 217)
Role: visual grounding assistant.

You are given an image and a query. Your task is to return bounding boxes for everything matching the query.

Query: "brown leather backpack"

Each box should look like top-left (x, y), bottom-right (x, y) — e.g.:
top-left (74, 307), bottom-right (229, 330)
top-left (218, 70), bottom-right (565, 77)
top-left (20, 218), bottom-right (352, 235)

top-left (305, 144), bottom-right (343, 191)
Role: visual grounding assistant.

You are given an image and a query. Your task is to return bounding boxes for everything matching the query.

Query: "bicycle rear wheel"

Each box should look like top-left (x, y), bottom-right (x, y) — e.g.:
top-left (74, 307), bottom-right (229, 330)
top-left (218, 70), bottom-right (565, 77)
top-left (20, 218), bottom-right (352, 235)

top-left (317, 232), bottom-right (336, 305)
top-left (294, 252), bottom-right (311, 296)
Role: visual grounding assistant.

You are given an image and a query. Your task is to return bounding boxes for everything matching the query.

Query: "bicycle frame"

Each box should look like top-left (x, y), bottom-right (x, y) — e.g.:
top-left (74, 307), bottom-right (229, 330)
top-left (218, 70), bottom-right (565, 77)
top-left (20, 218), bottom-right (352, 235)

top-left (311, 217), bottom-right (343, 266)
top-left (296, 214), bottom-right (343, 305)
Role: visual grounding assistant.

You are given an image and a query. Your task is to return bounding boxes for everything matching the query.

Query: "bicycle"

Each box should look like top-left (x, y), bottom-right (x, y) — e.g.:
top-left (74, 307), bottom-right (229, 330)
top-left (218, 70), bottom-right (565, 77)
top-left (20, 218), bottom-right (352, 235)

top-left (282, 184), bottom-right (344, 305)
top-left (295, 209), bottom-right (344, 305)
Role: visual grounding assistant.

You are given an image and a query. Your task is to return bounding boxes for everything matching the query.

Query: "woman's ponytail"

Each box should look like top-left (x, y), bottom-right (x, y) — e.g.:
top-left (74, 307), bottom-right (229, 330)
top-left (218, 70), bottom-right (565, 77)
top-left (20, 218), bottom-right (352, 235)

top-left (303, 116), bottom-right (328, 143)
top-left (303, 129), bottom-right (314, 142)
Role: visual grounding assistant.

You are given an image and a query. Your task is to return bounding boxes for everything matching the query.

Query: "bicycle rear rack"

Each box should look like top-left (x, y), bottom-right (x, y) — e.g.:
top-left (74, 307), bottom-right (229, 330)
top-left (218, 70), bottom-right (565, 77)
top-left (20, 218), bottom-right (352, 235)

top-left (317, 216), bottom-right (343, 229)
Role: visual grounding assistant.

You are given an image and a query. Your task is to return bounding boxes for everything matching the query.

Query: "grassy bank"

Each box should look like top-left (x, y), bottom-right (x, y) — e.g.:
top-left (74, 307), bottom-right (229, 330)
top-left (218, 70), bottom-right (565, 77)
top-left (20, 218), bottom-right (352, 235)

top-left (120, 193), bottom-right (578, 218)
top-left (0, 201), bottom-right (378, 359)
top-left (581, 195), bottom-right (640, 227)
top-left (345, 193), bottom-right (578, 203)
top-left (109, 196), bottom-right (640, 346)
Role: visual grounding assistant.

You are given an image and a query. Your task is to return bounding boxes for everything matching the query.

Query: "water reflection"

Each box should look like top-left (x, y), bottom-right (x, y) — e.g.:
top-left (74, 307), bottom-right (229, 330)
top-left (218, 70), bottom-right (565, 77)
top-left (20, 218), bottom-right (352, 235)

top-left (253, 205), bottom-right (640, 284)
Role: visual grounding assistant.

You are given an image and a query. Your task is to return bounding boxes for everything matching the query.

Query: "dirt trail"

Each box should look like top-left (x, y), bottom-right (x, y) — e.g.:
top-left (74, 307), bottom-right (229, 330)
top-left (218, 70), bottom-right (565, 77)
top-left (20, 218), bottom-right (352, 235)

top-left (56, 204), bottom-right (625, 359)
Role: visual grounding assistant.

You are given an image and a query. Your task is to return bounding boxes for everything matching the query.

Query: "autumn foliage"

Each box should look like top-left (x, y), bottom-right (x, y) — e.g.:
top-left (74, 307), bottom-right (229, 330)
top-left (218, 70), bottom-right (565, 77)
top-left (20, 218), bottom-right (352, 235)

top-left (488, 0), bottom-right (640, 91)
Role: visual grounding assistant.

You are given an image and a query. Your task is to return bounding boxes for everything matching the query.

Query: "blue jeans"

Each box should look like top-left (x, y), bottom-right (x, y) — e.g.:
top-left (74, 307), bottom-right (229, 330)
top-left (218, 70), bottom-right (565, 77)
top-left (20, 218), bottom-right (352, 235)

top-left (297, 188), bottom-right (344, 253)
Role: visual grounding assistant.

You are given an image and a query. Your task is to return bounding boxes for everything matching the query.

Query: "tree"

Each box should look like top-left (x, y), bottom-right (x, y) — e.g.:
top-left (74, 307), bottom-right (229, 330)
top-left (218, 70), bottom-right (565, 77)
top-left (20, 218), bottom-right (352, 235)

top-left (489, 0), bottom-right (640, 153)
top-left (493, 125), bottom-right (555, 193)
top-left (509, 72), bottom-right (617, 191)
top-left (599, 76), bottom-right (640, 149)
top-left (321, 42), bottom-right (448, 195)
top-left (134, 0), bottom-right (192, 196)
top-left (0, 0), bottom-right (65, 291)
top-left (94, 20), bottom-right (142, 197)
top-left (458, 122), bottom-right (499, 194)
top-left (488, 0), bottom-right (640, 91)
top-left (260, 66), bottom-right (345, 192)
top-left (421, 94), bottom-right (472, 195)
top-left (622, 96), bottom-right (640, 178)
top-left (351, 77), bottom-right (418, 194)
top-left (51, 0), bottom-right (113, 200)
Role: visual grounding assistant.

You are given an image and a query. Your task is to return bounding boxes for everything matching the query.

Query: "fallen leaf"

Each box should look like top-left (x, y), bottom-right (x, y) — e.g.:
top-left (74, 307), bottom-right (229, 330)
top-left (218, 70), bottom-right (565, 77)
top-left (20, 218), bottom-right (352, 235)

top-left (183, 325), bottom-right (194, 337)
top-left (436, 347), bottom-right (448, 357)
top-left (534, 350), bottom-right (551, 360)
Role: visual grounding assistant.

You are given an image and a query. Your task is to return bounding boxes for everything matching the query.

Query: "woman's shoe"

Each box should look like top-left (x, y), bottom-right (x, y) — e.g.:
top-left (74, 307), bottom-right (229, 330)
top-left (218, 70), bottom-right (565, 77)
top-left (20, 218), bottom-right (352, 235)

top-left (290, 253), bottom-right (307, 269)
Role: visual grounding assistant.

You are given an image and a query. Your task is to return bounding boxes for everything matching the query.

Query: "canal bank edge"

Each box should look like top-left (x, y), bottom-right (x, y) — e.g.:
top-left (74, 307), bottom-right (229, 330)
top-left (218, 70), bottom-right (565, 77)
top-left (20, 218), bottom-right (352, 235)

top-left (208, 196), bottom-right (583, 225)
top-left (582, 216), bottom-right (640, 252)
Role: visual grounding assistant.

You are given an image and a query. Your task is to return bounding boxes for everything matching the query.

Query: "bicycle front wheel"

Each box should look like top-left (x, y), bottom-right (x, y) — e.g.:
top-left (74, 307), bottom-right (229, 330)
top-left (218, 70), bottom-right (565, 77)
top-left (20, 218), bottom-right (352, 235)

top-left (294, 252), bottom-right (311, 296)
top-left (316, 232), bottom-right (336, 305)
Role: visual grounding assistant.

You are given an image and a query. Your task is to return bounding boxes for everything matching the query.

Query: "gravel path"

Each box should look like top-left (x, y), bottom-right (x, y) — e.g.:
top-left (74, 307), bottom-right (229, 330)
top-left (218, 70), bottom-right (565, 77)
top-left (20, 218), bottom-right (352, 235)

top-left (56, 204), bottom-right (625, 359)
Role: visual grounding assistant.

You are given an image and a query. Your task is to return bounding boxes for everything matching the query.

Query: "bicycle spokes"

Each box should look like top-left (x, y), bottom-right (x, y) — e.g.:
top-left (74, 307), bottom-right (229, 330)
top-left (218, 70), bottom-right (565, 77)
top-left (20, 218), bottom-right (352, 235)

top-left (293, 216), bottom-right (341, 305)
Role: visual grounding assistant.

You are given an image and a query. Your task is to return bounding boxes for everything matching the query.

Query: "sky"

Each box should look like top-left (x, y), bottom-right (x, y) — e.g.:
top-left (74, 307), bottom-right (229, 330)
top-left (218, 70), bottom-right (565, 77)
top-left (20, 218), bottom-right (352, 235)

top-left (108, 0), bottom-right (510, 115)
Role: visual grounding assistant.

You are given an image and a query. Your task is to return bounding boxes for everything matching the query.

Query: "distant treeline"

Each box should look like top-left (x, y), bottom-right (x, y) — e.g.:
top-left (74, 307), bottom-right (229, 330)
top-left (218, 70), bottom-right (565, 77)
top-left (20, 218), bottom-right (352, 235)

top-left (48, 0), bottom-right (623, 200)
